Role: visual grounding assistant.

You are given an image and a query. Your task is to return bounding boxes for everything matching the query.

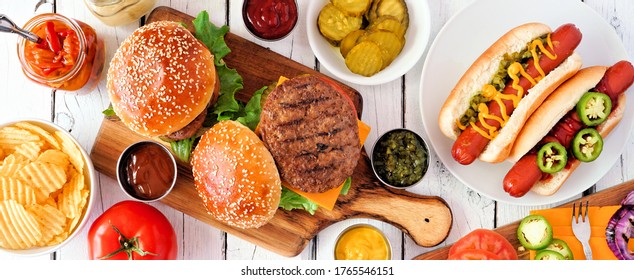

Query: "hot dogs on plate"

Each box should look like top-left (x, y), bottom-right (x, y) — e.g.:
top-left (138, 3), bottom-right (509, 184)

top-left (503, 61), bottom-right (634, 197)
top-left (438, 23), bottom-right (583, 165)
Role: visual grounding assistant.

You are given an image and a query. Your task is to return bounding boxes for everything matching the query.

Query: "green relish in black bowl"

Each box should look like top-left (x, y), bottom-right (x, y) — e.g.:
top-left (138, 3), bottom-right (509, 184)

top-left (371, 129), bottom-right (429, 188)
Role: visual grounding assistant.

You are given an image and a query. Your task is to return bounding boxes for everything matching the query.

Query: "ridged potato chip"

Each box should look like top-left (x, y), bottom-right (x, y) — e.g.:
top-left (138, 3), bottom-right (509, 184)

top-left (27, 204), bottom-right (66, 246)
top-left (0, 127), bottom-right (40, 152)
top-left (2, 154), bottom-right (29, 165)
top-left (0, 200), bottom-right (42, 250)
top-left (47, 231), bottom-right (68, 246)
top-left (0, 177), bottom-right (37, 206)
top-left (37, 149), bottom-right (70, 170)
top-left (14, 122), bottom-right (61, 150)
top-left (17, 161), bottom-right (67, 198)
top-left (54, 131), bottom-right (84, 175)
top-left (0, 163), bottom-right (27, 178)
top-left (14, 141), bottom-right (44, 162)
top-left (57, 172), bottom-right (85, 219)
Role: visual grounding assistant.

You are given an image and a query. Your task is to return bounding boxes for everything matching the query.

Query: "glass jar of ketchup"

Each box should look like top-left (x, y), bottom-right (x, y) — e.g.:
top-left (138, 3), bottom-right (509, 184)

top-left (17, 13), bottom-right (105, 92)
top-left (243, 0), bottom-right (298, 41)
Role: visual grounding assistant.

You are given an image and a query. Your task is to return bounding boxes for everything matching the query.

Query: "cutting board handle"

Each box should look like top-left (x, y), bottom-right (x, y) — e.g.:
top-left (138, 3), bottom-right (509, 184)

top-left (337, 158), bottom-right (453, 247)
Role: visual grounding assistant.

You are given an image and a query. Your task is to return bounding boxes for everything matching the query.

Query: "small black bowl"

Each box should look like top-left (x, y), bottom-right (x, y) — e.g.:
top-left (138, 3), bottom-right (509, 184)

top-left (370, 128), bottom-right (430, 189)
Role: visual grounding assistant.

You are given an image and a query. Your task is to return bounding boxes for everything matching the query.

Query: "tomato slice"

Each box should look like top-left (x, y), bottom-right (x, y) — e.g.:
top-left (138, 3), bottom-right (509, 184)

top-left (448, 229), bottom-right (519, 260)
top-left (448, 249), bottom-right (502, 260)
top-left (318, 76), bottom-right (358, 118)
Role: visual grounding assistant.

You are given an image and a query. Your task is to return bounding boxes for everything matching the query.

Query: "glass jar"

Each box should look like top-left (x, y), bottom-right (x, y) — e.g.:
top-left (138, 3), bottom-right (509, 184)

top-left (17, 13), bottom-right (105, 92)
top-left (84, 0), bottom-right (156, 26)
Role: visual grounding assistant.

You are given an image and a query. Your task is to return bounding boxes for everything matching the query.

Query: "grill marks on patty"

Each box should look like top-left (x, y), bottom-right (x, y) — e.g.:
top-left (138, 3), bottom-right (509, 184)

top-left (260, 75), bottom-right (360, 193)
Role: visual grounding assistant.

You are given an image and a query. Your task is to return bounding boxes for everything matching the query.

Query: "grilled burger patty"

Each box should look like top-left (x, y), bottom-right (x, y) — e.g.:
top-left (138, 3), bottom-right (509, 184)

top-left (260, 75), bottom-right (360, 193)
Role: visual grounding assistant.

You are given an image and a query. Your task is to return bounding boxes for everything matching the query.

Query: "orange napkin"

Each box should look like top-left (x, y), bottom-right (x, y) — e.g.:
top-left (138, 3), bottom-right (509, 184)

top-left (528, 206), bottom-right (627, 260)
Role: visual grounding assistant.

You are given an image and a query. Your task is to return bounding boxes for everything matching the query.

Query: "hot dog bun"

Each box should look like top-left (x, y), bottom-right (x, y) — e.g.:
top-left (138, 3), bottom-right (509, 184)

top-left (508, 66), bottom-right (608, 162)
top-left (438, 22), bottom-right (583, 163)
top-left (508, 66), bottom-right (627, 196)
top-left (531, 93), bottom-right (626, 196)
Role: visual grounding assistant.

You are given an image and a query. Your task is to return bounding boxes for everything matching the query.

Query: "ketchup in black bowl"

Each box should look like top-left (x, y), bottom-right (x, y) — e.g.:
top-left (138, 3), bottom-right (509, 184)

top-left (117, 141), bottom-right (177, 201)
top-left (243, 0), bottom-right (298, 41)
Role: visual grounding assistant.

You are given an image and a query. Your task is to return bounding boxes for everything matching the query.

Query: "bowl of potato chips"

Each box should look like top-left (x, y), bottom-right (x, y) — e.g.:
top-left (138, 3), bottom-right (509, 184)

top-left (0, 119), bottom-right (95, 257)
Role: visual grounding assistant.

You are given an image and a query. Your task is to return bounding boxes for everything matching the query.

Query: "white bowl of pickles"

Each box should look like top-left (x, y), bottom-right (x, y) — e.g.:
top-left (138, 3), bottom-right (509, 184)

top-left (307, 0), bottom-right (430, 85)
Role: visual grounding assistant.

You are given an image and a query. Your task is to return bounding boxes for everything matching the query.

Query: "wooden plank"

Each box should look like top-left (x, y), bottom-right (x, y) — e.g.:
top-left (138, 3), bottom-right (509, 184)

top-left (225, 0), bottom-right (316, 260)
top-left (412, 179), bottom-right (634, 260)
top-left (90, 6), bottom-right (453, 257)
top-left (402, 0), bottom-right (496, 259)
top-left (0, 0), bottom-right (55, 261)
top-left (586, 0), bottom-right (634, 191)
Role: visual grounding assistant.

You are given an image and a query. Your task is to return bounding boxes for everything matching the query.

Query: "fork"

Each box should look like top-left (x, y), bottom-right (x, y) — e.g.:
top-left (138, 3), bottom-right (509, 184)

top-left (571, 201), bottom-right (592, 260)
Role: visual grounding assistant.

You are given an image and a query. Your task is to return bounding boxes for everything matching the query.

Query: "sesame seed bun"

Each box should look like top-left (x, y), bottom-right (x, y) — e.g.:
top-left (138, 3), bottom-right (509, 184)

top-left (107, 21), bottom-right (217, 137)
top-left (191, 120), bottom-right (282, 229)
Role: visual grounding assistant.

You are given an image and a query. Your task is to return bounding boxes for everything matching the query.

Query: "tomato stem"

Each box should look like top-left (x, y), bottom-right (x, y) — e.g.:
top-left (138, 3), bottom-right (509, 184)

top-left (99, 223), bottom-right (159, 260)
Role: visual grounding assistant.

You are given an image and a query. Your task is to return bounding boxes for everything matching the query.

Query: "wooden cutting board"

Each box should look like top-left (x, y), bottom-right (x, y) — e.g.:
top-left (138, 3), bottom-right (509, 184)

top-left (90, 6), bottom-right (453, 257)
top-left (413, 179), bottom-right (634, 260)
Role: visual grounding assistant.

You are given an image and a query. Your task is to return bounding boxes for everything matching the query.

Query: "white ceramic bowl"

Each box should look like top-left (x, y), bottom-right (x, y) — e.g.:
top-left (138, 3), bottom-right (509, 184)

top-left (0, 119), bottom-right (96, 257)
top-left (306, 0), bottom-right (431, 86)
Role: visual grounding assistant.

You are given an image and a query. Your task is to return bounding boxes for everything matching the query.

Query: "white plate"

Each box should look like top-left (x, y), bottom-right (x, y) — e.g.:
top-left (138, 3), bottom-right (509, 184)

top-left (306, 0), bottom-right (431, 86)
top-left (420, 0), bottom-right (633, 206)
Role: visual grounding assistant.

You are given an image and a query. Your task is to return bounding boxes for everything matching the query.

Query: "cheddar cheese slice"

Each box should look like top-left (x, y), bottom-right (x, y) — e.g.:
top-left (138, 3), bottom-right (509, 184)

top-left (528, 206), bottom-right (625, 260)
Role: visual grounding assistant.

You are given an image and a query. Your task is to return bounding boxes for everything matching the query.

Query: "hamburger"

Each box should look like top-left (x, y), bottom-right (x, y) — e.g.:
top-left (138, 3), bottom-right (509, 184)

top-left (107, 21), bottom-right (219, 151)
top-left (191, 120), bottom-right (281, 229)
top-left (260, 75), bottom-right (361, 194)
top-left (190, 75), bottom-right (365, 228)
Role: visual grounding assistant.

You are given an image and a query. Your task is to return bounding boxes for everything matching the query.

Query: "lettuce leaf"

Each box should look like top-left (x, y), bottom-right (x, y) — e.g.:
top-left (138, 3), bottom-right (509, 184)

top-left (193, 11), bottom-right (253, 127)
top-left (102, 106), bottom-right (116, 117)
top-left (236, 86), bottom-right (266, 130)
top-left (170, 137), bottom-right (196, 162)
top-left (278, 177), bottom-right (352, 215)
top-left (340, 177), bottom-right (352, 196)
top-left (212, 64), bottom-right (244, 121)
top-left (192, 11), bottom-right (230, 65)
top-left (278, 187), bottom-right (319, 215)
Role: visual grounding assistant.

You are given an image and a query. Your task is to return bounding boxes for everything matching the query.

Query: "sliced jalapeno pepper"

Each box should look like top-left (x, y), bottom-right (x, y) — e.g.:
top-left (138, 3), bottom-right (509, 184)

top-left (535, 250), bottom-right (566, 260)
top-left (572, 128), bottom-right (603, 162)
top-left (576, 92), bottom-right (612, 126)
top-left (536, 142), bottom-right (567, 173)
top-left (543, 238), bottom-right (574, 260)
top-left (517, 214), bottom-right (553, 250)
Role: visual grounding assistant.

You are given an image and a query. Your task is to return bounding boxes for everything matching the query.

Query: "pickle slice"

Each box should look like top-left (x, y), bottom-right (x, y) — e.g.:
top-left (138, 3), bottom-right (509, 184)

top-left (345, 41), bottom-right (384, 76)
top-left (365, 0), bottom-right (382, 23)
top-left (318, 3), bottom-right (363, 43)
top-left (376, 0), bottom-right (409, 28)
top-left (368, 15), bottom-right (407, 38)
top-left (359, 30), bottom-right (404, 68)
top-left (332, 0), bottom-right (373, 17)
top-left (340, 29), bottom-right (366, 58)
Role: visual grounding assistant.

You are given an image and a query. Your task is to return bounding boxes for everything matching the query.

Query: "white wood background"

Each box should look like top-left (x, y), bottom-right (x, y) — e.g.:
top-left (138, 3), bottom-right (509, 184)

top-left (0, 0), bottom-right (632, 260)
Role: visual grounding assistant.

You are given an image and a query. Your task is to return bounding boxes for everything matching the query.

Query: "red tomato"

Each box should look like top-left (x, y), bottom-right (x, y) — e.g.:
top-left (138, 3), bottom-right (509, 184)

top-left (88, 201), bottom-right (178, 260)
top-left (448, 229), bottom-right (518, 260)
top-left (447, 249), bottom-right (502, 260)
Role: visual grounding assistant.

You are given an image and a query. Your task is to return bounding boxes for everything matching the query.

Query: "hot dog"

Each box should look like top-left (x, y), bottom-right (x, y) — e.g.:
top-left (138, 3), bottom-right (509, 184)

top-left (438, 23), bottom-right (583, 165)
top-left (504, 61), bottom-right (634, 197)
